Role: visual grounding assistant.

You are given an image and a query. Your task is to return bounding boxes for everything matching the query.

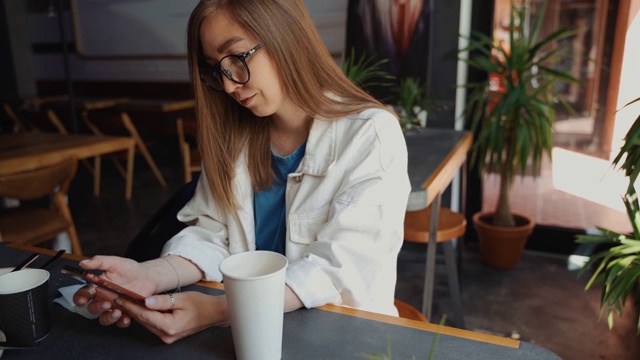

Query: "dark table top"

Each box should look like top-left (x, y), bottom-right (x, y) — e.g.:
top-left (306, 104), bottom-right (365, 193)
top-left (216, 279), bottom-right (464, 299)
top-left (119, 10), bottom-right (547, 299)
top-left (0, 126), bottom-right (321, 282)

top-left (0, 244), bottom-right (561, 359)
top-left (404, 128), bottom-right (473, 211)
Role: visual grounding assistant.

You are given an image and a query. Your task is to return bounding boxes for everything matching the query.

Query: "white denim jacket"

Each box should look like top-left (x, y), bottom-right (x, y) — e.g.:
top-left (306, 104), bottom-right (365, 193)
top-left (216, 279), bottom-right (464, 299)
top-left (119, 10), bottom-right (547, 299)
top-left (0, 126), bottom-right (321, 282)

top-left (162, 108), bottom-right (410, 316)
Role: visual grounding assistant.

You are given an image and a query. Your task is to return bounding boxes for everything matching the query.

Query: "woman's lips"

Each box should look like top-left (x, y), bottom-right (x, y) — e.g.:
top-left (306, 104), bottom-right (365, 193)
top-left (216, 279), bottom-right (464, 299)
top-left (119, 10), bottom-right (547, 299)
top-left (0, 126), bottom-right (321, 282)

top-left (239, 94), bottom-right (255, 107)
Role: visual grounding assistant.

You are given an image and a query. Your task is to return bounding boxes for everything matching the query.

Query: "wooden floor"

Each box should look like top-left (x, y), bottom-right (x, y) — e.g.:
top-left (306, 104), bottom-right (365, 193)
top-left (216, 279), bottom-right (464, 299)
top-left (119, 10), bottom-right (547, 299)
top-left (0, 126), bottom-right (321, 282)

top-left (60, 137), bottom-right (639, 360)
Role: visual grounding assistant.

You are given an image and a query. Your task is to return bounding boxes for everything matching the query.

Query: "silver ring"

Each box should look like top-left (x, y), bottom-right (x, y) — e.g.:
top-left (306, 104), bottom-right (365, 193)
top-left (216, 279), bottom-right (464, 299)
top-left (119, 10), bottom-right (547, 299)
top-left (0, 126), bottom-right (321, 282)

top-left (169, 293), bottom-right (176, 309)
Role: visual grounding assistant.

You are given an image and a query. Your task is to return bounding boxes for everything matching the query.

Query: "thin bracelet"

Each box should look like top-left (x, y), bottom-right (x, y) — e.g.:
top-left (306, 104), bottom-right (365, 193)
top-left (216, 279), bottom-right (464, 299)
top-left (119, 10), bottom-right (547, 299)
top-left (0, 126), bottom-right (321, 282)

top-left (162, 256), bottom-right (181, 293)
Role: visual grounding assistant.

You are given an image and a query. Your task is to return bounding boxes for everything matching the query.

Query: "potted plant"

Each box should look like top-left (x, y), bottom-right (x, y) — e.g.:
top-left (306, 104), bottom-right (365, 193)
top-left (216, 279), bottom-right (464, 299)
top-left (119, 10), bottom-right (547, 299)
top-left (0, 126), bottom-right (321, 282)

top-left (341, 47), bottom-right (395, 102)
top-left (575, 97), bottom-right (640, 333)
top-left (341, 51), bottom-right (447, 134)
top-left (392, 77), bottom-right (450, 133)
top-left (461, 1), bottom-right (578, 269)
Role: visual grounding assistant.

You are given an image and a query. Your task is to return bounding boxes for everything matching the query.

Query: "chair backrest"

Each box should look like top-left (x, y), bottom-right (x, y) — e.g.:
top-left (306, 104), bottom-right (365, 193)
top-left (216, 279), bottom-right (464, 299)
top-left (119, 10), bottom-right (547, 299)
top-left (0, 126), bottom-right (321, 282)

top-left (0, 157), bottom-right (78, 201)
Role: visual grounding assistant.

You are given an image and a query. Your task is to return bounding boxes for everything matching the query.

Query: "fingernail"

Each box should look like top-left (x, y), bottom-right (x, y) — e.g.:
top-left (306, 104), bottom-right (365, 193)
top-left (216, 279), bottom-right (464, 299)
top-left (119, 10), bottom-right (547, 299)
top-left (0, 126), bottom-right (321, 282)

top-left (80, 259), bottom-right (91, 264)
top-left (87, 286), bottom-right (96, 296)
top-left (111, 311), bottom-right (120, 319)
top-left (114, 298), bottom-right (123, 306)
top-left (100, 302), bottom-right (110, 310)
top-left (145, 297), bottom-right (156, 306)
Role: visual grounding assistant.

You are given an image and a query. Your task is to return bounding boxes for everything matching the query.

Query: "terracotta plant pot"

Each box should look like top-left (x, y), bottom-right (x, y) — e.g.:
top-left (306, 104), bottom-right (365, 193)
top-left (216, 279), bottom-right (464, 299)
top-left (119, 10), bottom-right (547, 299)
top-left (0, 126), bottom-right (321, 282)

top-left (472, 212), bottom-right (535, 270)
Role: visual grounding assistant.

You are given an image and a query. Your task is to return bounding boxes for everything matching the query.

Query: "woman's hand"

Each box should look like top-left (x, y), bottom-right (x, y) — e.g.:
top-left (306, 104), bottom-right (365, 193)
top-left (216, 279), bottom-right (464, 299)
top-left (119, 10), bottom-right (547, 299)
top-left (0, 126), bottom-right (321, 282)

top-left (72, 256), bottom-right (158, 327)
top-left (114, 292), bottom-right (230, 344)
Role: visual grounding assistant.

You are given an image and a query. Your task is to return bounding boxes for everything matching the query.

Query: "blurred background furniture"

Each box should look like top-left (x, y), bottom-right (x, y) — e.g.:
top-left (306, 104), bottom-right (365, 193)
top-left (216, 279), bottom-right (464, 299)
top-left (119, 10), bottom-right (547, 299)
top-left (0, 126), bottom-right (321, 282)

top-left (82, 109), bottom-right (167, 189)
top-left (394, 298), bottom-right (429, 322)
top-left (3, 95), bottom-right (71, 133)
top-left (404, 205), bottom-right (466, 328)
top-left (0, 132), bottom-right (136, 199)
top-left (3, 102), bottom-right (28, 132)
top-left (403, 129), bottom-right (472, 328)
top-left (41, 96), bottom-right (144, 196)
top-left (0, 157), bottom-right (83, 255)
top-left (176, 117), bottom-right (201, 183)
top-left (3, 96), bottom-right (96, 177)
top-left (116, 98), bottom-right (197, 184)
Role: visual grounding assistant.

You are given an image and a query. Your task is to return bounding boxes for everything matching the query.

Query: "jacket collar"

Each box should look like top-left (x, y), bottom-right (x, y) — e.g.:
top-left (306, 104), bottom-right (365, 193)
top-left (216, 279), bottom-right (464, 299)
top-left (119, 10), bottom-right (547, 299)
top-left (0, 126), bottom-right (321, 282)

top-left (298, 118), bottom-right (337, 176)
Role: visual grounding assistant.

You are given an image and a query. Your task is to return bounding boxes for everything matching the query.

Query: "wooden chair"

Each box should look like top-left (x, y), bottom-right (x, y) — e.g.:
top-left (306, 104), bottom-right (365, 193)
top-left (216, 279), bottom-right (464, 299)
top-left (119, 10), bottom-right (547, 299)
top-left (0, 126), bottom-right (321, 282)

top-left (82, 110), bottom-right (167, 191)
top-left (394, 299), bottom-right (428, 322)
top-left (2, 102), bottom-right (28, 132)
top-left (0, 157), bottom-right (83, 255)
top-left (403, 205), bottom-right (466, 328)
top-left (10, 103), bottom-right (97, 178)
top-left (176, 117), bottom-right (201, 184)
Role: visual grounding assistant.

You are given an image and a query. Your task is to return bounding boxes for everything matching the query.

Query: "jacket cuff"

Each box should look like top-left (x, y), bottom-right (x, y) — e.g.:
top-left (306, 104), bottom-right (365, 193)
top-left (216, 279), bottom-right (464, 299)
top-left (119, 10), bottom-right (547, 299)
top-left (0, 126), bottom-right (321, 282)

top-left (161, 231), bottom-right (227, 282)
top-left (285, 258), bottom-right (341, 308)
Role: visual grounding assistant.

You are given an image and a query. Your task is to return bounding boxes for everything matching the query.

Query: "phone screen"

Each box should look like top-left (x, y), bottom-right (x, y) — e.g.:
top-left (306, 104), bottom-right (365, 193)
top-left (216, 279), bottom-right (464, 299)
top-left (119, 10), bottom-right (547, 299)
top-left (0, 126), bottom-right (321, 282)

top-left (61, 265), bottom-right (146, 305)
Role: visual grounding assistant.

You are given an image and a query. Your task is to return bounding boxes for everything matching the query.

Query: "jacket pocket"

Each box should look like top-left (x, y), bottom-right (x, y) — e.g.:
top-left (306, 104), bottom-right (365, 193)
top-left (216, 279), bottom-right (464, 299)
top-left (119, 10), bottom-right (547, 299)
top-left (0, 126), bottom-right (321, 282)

top-left (288, 206), bottom-right (329, 245)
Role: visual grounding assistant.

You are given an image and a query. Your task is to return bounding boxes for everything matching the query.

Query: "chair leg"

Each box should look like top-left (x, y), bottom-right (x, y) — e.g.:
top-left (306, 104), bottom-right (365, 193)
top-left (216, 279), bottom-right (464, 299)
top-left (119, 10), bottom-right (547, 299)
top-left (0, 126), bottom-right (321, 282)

top-left (124, 141), bottom-right (135, 200)
top-left (121, 112), bottom-right (167, 188)
top-left (182, 142), bottom-right (192, 184)
top-left (93, 156), bottom-right (101, 196)
top-left (443, 241), bottom-right (465, 328)
top-left (53, 194), bottom-right (83, 256)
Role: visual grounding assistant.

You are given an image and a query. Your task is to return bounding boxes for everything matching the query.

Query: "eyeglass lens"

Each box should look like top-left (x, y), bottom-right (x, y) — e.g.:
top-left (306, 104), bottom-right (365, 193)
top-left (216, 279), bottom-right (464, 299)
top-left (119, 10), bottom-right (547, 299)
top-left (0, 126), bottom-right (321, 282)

top-left (201, 43), bottom-right (263, 91)
top-left (206, 58), bottom-right (249, 90)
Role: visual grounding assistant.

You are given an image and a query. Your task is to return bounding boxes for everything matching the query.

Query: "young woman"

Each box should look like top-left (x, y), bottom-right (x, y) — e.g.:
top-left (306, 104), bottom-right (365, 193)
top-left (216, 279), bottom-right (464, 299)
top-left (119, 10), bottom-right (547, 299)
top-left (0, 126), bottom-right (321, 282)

top-left (74, 0), bottom-right (410, 343)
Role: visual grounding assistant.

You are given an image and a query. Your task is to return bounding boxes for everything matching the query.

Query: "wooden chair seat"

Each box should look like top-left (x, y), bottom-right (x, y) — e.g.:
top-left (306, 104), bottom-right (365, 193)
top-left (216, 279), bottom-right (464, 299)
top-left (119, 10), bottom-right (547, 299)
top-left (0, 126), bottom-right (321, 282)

top-left (0, 208), bottom-right (71, 244)
top-left (0, 157), bottom-right (83, 255)
top-left (404, 206), bottom-right (466, 243)
top-left (403, 204), bottom-right (466, 328)
top-left (395, 299), bottom-right (428, 322)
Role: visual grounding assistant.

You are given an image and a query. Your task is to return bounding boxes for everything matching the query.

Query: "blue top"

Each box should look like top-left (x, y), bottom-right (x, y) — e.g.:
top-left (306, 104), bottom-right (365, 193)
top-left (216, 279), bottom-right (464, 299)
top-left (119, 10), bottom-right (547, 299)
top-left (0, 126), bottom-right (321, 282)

top-left (254, 142), bottom-right (306, 255)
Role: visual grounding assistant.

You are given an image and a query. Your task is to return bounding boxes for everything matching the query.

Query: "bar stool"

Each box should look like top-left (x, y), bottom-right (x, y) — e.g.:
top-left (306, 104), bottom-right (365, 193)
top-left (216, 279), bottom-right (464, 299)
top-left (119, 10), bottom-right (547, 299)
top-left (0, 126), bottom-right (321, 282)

top-left (404, 205), bottom-right (466, 328)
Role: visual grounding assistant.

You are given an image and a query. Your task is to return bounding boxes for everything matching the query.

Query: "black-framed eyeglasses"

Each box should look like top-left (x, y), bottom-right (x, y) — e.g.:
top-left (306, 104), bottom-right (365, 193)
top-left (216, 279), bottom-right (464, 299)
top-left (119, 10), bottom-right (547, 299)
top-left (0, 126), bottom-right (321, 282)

top-left (200, 43), bottom-right (265, 91)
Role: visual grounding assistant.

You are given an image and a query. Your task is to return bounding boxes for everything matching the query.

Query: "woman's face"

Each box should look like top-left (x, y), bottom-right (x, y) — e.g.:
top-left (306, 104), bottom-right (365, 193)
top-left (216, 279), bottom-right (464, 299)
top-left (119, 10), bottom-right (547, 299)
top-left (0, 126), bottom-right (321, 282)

top-left (200, 10), bottom-right (286, 118)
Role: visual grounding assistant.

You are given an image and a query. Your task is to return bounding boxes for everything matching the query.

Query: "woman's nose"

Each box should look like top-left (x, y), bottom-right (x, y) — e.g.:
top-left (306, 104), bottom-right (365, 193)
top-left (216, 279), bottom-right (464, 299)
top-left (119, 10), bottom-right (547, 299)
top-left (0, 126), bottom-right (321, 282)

top-left (223, 76), bottom-right (242, 93)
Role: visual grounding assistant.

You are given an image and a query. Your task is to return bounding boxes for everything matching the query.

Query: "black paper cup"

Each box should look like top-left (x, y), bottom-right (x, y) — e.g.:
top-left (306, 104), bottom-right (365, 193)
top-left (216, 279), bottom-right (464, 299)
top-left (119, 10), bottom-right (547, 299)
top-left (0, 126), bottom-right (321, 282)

top-left (0, 268), bottom-right (51, 347)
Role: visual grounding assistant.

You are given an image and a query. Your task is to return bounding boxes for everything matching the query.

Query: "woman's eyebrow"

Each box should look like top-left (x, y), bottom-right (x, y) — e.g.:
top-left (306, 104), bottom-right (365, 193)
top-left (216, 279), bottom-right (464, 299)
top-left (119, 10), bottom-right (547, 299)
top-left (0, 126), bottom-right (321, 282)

top-left (216, 36), bottom-right (244, 54)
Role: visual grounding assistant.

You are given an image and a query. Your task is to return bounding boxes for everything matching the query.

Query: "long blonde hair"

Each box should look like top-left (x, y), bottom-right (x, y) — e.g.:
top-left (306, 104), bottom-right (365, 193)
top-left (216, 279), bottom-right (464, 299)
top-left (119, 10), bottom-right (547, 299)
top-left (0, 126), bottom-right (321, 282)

top-left (187, 0), bottom-right (389, 214)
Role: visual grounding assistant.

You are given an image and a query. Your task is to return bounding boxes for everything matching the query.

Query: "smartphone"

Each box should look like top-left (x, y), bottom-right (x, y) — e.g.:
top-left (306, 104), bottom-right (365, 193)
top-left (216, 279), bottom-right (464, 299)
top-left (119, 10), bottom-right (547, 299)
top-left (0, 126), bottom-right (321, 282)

top-left (61, 265), bottom-right (146, 306)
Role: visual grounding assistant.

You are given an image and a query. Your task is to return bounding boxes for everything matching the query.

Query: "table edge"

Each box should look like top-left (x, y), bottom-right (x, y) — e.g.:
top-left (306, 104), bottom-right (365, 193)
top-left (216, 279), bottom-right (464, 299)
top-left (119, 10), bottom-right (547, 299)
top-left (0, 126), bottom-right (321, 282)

top-left (8, 244), bottom-right (520, 350)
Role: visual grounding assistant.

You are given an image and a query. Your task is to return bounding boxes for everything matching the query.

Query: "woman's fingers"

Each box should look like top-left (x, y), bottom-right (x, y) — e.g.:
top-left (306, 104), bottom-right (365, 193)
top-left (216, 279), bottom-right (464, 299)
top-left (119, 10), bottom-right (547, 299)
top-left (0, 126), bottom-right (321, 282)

top-left (98, 308), bottom-right (122, 326)
top-left (143, 293), bottom-right (177, 311)
top-left (73, 284), bottom-right (97, 306)
top-left (114, 297), bottom-right (180, 343)
top-left (79, 256), bottom-right (112, 270)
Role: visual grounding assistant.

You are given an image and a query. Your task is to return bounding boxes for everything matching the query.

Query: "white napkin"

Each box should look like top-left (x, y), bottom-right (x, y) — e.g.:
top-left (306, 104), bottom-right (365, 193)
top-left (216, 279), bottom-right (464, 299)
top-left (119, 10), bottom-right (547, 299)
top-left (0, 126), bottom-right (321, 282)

top-left (54, 284), bottom-right (100, 319)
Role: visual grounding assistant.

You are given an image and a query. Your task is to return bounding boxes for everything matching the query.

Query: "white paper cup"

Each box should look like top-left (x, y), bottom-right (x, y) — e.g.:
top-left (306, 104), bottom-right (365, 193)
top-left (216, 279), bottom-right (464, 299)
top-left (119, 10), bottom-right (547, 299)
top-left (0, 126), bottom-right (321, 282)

top-left (0, 268), bottom-right (51, 347)
top-left (219, 251), bottom-right (288, 360)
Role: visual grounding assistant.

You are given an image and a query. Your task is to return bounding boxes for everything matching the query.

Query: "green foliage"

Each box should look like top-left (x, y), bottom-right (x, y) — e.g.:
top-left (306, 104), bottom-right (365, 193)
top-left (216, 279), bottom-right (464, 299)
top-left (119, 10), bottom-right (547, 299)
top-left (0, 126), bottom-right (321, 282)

top-left (393, 77), bottom-right (450, 132)
top-left (612, 97), bottom-right (640, 195)
top-left (460, 0), bottom-right (578, 226)
top-left (394, 77), bottom-right (428, 132)
top-left (341, 48), bottom-right (395, 99)
top-left (576, 97), bottom-right (640, 334)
